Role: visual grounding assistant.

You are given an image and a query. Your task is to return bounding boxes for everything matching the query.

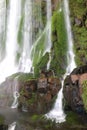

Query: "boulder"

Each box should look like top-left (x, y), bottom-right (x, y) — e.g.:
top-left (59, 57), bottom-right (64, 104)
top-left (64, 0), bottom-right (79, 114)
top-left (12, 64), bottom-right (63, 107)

top-left (18, 70), bottom-right (61, 114)
top-left (63, 65), bottom-right (87, 113)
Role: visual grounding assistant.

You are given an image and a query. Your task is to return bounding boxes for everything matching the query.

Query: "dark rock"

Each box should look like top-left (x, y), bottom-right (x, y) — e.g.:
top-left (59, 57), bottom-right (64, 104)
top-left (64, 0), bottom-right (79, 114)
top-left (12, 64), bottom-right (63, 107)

top-left (74, 17), bottom-right (82, 26)
top-left (37, 78), bottom-right (48, 93)
top-left (63, 65), bottom-right (87, 113)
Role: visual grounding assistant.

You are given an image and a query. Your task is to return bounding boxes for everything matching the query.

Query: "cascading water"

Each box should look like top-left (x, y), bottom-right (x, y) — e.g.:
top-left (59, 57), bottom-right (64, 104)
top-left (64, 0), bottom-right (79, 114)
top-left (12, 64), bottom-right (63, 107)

top-left (46, 0), bottom-right (52, 52)
top-left (0, 0), bottom-right (21, 83)
top-left (8, 122), bottom-right (16, 130)
top-left (0, 0), bottom-right (6, 61)
top-left (19, 0), bottom-right (32, 73)
top-left (46, 0), bottom-right (52, 69)
top-left (45, 0), bottom-right (76, 123)
top-left (0, 0), bottom-right (77, 127)
top-left (45, 75), bottom-right (66, 123)
top-left (63, 0), bottom-right (76, 73)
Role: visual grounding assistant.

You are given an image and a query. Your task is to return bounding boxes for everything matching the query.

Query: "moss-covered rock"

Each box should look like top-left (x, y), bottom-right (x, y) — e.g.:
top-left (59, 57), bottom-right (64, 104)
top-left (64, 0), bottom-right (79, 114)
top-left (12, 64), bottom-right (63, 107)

top-left (18, 70), bottom-right (61, 114)
top-left (50, 8), bottom-right (67, 76)
top-left (34, 52), bottom-right (49, 77)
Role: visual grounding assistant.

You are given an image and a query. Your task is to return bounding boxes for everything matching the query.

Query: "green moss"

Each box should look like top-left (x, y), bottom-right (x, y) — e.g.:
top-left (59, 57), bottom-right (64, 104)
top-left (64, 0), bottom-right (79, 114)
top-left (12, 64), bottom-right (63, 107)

top-left (65, 111), bottom-right (81, 126)
top-left (34, 52), bottom-right (49, 77)
top-left (82, 80), bottom-right (87, 111)
top-left (8, 72), bottom-right (35, 82)
top-left (28, 93), bottom-right (37, 105)
top-left (50, 9), bottom-right (67, 76)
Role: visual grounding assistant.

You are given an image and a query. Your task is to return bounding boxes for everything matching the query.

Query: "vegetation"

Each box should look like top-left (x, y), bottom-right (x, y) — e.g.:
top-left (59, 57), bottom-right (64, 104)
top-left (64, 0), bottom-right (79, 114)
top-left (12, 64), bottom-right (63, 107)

top-left (50, 8), bottom-right (67, 76)
top-left (34, 52), bottom-right (49, 77)
top-left (69, 0), bottom-right (87, 66)
top-left (8, 72), bottom-right (35, 82)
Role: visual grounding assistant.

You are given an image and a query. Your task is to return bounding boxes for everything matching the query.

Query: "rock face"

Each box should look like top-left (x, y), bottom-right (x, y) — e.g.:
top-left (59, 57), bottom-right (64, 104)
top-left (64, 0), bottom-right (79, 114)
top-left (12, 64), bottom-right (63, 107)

top-left (18, 70), bottom-right (61, 114)
top-left (63, 65), bottom-right (87, 113)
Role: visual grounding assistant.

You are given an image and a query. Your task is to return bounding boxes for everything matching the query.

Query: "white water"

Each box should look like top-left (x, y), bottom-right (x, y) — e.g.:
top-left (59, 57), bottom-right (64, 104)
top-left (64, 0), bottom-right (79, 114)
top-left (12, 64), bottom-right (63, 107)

top-left (0, 0), bottom-right (21, 83)
top-left (46, 0), bottom-right (52, 52)
top-left (19, 0), bottom-right (33, 73)
top-left (45, 0), bottom-right (76, 123)
top-left (64, 0), bottom-right (76, 73)
top-left (11, 76), bottom-right (20, 108)
top-left (8, 122), bottom-right (16, 130)
top-left (0, 0), bottom-right (6, 61)
top-left (46, 0), bottom-right (52, 69)
top-left (45, 76), bottom-right (66, 123)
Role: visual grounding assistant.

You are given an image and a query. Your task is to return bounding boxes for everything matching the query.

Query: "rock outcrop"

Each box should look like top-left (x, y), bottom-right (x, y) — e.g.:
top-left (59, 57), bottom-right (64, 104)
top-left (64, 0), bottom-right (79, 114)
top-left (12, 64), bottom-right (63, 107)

top-left (18, 70), bottom-right (61, 114)
top-left (63, 65), bottom-right (87, 113)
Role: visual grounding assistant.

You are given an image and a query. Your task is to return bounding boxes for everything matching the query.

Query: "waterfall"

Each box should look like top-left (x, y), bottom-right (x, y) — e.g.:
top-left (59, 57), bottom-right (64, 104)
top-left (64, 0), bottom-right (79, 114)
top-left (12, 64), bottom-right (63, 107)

top-left (19, 0), bottom-right (33, 73)
top-left (0, 0), bottom-right (21, 83)
top-left (0, 0), bottom-right (6, 61)
top-left (46, 0), bottom-right (52, 52)
top-left (8, 122), bottom-right (16, 130)
top-left (64, 0), bottom-right (76, 73)
top-left (46, 0), bottom-right (52, 69)
top-left (45, 76), bottom-right (66, 123)
top-left (45, 0), bottom-right (76, 123)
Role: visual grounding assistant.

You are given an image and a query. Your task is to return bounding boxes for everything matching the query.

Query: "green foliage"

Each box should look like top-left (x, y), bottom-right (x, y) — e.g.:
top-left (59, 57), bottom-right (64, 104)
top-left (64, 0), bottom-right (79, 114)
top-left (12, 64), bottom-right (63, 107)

top-left (82, 80), bottom-right (87, 111)
top-left (69, 0), bottom-right (87, 18)
top-left (69, 0), bottom-right (87, 66)
top-left (34, 52), bottom-right (49, 77)
top-left (8, 72), bottom-right (35, 82)
top-left (50, 10), bottom-right (67, 76)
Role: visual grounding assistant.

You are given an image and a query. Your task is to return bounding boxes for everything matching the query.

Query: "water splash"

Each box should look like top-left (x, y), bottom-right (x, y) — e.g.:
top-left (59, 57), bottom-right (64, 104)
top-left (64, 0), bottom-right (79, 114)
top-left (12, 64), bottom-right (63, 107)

top-left (8, 122), bottom-right (16, 130)
top-left (45, 73), bottom-right (66, 123)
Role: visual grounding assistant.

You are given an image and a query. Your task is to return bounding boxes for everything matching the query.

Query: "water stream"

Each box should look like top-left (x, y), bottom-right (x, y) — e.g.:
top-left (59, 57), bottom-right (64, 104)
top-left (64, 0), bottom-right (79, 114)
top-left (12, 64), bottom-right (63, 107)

top-left (0, 0), bottom-right (21, 83)
top-left (46, 0), bottom-right (52, 69)
top-left (45, 0), bottom-right (76, 123)
top-left (0, 0), bottom-right (6, 61)
top-left (8, 122), bottom-right (16, 130)
top-left (19, 0), bottom-right (33, 73)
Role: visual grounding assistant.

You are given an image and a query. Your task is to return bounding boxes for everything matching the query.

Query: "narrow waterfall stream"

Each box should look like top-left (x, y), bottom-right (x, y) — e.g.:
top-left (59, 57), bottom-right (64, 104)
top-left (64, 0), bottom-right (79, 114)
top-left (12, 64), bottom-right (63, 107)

top-left (8, 122), bottom-right (16, 130)
top-left (19, 0), bottom-right (33, 73)
top-left (64, 0), bottom-right (76, 73)
top-left (0, 0), bottom-right (6, 61)
top-left (46, 0), bottom-right (52, 69)
top-left (45, 0), bottom-right (76, 123)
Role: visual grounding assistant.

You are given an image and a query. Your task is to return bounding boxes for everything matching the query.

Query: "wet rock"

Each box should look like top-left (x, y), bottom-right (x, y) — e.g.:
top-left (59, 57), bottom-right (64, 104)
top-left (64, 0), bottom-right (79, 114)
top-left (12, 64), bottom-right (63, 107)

top-left (37, 78), bottom-right (48, 93)
top-left (74, 17), bottom-right (82, 26)
top-left (18, 70), bottom-right (61, 114)
top-left (63, 65), bottom-right (87, 113)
